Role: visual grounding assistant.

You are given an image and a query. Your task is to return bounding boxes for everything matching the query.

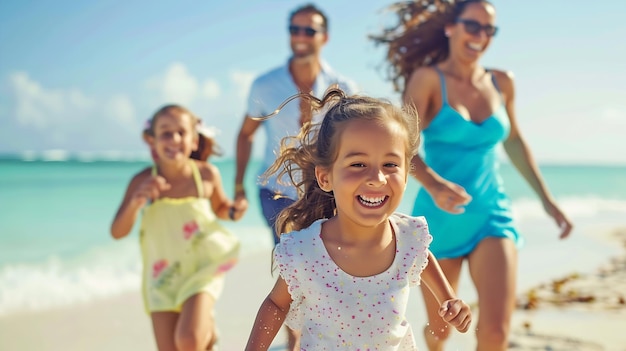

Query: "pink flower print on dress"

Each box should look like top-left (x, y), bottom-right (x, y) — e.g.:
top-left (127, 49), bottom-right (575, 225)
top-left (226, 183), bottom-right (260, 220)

top-left (182, 220), bottom-right (200, 240)
top-left (216, 259), bottom-right (238, 274)
top-left (152, 259), bottom-right (168, 278)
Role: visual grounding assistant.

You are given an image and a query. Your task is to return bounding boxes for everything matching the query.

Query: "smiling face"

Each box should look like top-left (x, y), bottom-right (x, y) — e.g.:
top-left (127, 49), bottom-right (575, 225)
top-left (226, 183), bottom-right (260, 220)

top-left (149, 111), bottom-right (198, 163)
top-left (315, 118), bottom-right (409, 229)
top-left (289, 11), bottom-right (328, 63)
top-left (446, 1), bottom-right (497, 63)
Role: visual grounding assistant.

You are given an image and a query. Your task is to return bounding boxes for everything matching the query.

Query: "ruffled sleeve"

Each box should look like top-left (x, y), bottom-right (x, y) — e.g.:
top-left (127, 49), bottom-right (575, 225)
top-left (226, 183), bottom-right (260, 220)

top-left (273, 232), bottom-right (305, 330)
top-left (398, 214), bottom-right (433, 287)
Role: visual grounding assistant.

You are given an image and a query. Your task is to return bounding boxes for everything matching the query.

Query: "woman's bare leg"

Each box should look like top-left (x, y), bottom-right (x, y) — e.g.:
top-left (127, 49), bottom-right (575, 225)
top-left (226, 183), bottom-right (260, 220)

top-left (468, 237), bottom-right (517, 351)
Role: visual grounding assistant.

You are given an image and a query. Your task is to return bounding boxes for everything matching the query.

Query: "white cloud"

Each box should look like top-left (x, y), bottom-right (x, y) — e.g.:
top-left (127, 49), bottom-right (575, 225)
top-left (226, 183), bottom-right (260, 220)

top-left (146, 62), bottom-right (226, 105)
top-left (202, 79), bottom-right (221, 99)
top-left (4, 71), bottom-right (138, 151)
top-left (9, 73), bottom-right (96, 131)
top-left (107, 95), bottom-right (136, 128)
top-left (146, 64), bottom-right (250, 105)
top-left (230, 70), bottom-right (256, 99)
top-left (161, 62), bottom-right (199, 105)
top-left (11, 72), bottom-right (66, 129)
top-left (601, 107), bottom-right (626, 125)
top-left (67, 89), bottom-right (95, 110)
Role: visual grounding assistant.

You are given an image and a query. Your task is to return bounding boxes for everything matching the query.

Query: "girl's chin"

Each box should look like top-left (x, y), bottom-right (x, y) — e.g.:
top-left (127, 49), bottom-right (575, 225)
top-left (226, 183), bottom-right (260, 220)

top-left (159, 154), bottom-right (187, 162)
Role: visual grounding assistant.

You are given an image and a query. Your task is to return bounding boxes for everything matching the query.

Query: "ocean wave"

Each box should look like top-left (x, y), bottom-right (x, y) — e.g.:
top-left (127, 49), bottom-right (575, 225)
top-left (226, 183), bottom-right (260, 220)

top-left (1, 149), bottom-right (70, 162)
top-left (511, 195), bottom-right (626, 220)
top-left (9, 150), bottom-right (152, 163)
top-left (0, 241), bottom-right (141, 317)
top-left (0, 226), bottom-right (271, 317)
top-left (76, 150), bottom-right (152, 162)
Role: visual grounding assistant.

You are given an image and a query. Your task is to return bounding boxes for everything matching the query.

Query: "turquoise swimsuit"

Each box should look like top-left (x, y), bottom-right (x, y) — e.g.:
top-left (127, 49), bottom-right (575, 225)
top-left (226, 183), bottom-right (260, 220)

top-left (411, 67), bottom-right (523, 259)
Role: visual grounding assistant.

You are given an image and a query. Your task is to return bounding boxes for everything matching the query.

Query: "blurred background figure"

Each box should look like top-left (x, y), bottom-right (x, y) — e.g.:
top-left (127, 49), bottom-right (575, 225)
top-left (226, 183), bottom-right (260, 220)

top-left (112, 105), bottom-right (242, 351)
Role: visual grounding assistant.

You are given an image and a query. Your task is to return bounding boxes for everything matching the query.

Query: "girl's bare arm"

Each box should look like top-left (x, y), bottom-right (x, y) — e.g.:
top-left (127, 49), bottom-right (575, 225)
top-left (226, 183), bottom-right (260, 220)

top-left (420, 251), bottom-right (472, 332)
top-left (110, 169), bottom-right (170, 239)
top-left (245, 277), bottom-right (293, 351)
top-left (203, 162), bottom-right (234, 220)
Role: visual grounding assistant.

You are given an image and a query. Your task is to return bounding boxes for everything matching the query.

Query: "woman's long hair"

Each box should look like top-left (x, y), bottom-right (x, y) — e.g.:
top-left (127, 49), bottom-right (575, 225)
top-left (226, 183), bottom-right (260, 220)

top-left (371, 0), bottom-right (491, 92)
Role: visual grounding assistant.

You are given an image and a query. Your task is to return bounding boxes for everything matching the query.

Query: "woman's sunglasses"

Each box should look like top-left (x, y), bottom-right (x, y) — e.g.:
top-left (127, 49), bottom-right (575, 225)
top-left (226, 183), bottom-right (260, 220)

top-left (456, 19), bottom-right (498, 37)
top-left (288, 25), bottom-right (322, 37)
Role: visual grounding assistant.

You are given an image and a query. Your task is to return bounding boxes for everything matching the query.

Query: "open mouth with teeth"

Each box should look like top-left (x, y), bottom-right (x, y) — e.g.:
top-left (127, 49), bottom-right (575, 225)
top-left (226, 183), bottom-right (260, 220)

top-left (467, 42), bottom-right (483, 52)
top-left (163, 147), bottom-right (184, 158)
top-left (358, 195), bottom-right (388, 207)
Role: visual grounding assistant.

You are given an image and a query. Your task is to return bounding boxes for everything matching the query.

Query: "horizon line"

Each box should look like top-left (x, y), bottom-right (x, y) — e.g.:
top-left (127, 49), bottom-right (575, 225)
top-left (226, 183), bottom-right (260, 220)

top-left (1, 151), bottom-right (625, 168)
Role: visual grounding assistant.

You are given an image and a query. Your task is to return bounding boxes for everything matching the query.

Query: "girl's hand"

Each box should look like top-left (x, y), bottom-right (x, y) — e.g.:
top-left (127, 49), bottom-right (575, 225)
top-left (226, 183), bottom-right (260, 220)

top-left (231, 190), bottom-right (249, 221)
top-left (228, 202), bottom-right (247, 221)
top-left (130, 175), bottom-right (170, 208)
top-left (543, 199), bottom-right (573, 239)
top-left (429, 180), bottom-right (472, 214)
top-left (439, 299), bottom-right (472, 333)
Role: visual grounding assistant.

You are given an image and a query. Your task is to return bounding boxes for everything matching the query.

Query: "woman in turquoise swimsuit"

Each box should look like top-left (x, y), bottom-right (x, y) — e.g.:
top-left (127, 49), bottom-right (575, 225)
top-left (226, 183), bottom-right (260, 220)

top-left (373, 1), bottom-right (573, 349)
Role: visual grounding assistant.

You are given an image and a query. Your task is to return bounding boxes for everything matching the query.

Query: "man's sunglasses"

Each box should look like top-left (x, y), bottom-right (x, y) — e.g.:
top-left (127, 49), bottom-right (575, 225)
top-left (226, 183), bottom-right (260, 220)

top-left (456, 19), bottom-right (498, 37)
top-left (288, 25), bottom-right (322, 37)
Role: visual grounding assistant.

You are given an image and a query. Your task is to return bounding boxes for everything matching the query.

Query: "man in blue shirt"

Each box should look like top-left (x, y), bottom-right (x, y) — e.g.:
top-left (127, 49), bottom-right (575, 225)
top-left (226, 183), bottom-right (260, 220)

top-left (234, 3), bottom-right (358, 243)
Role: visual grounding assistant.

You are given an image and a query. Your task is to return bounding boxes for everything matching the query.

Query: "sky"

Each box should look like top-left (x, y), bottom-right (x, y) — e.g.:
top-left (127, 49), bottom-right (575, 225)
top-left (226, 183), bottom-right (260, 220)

top-left (1, 0), bottom-right (625, 164)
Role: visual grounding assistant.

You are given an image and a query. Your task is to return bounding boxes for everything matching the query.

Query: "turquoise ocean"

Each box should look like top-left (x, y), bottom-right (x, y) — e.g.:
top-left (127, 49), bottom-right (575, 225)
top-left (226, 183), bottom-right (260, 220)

top-left (1, 154), bottom-right (625, 317)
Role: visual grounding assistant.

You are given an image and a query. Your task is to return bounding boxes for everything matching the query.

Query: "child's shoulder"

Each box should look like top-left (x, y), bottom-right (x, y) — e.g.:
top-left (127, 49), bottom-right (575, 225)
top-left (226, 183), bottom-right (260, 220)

top-left (130, 166), bottom-right (152, 182)
top-left (277, 219), bottom-right (325, 250)
top-left (391, 212), bottom-right (428, 227)
top-left (124, 167), bottom-right (152, 191)
top-left (194, 160), bottom-right (220, 179)
top-left (391, 213), bottom-right (433, 250)
top-left (274, 220), bottom-right (325, 266)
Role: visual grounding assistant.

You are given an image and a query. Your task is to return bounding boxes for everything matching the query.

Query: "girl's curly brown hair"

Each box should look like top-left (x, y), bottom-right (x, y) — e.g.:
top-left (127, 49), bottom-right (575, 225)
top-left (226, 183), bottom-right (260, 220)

top-left (254, 87), bottom-right (420, 236)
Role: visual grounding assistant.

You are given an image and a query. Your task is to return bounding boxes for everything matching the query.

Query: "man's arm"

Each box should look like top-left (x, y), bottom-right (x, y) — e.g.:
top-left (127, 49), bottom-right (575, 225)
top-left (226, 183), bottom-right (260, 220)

top-left (234, 114), bottom-right (263, 216)
top-left (235, 116), bottom-right (262, 189)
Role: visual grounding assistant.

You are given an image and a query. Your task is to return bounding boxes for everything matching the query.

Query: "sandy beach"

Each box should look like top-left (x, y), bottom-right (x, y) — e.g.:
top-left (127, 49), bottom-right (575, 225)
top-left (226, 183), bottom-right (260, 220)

top-left (508, 227), bottom-right (626, 351)
top-left (1, 228), bottom-right (625, 351)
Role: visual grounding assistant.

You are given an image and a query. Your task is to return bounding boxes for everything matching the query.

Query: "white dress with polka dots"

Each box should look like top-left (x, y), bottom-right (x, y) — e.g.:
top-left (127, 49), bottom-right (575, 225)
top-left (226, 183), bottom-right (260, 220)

top-left (274, 213), bottom-right (433, 350)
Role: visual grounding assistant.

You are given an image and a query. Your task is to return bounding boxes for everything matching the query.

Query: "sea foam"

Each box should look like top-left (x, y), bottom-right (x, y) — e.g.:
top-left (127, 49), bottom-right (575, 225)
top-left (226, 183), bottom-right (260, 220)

top-left (0, 241), bottom-right (141, 317)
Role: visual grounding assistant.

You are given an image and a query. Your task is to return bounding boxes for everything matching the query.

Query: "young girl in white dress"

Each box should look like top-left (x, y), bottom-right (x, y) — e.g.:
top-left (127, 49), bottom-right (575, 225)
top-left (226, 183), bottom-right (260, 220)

top-left (244, 88), bottom-right (472, 350)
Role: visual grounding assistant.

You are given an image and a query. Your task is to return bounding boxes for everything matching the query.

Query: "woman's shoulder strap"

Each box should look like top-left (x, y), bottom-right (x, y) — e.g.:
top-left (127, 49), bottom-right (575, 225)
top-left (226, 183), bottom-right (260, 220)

top-left (432, 65), bottom-right (448, 104)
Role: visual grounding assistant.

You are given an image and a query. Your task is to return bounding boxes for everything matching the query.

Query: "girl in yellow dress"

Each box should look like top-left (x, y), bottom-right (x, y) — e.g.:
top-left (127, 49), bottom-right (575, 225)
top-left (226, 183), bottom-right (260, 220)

top-left (111, 105), bottom-right (243, 351)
